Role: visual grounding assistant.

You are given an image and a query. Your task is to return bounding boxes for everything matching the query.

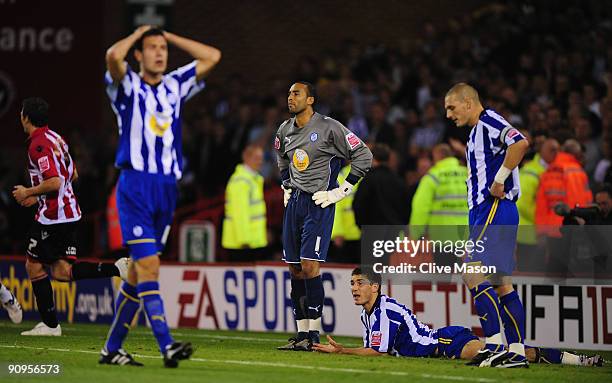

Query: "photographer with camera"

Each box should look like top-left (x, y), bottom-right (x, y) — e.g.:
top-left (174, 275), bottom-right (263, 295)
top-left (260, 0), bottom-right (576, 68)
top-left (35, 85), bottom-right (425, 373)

top-left (553, 185), bottom-right (612, 277)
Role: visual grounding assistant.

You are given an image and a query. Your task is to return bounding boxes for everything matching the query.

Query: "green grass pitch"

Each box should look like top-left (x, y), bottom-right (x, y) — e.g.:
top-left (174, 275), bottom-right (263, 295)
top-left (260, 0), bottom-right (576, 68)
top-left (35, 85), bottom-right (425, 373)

top-left (0, 321), bottom-right (610, 383)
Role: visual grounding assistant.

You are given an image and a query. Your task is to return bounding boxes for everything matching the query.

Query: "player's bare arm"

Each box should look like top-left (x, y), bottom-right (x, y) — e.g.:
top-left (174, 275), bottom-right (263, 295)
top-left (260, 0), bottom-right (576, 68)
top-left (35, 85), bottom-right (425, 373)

top-left (106, 25), bottom-right (152, 82)
top-left (12, 177), bottom-right (61, 204)
top-left (490, 139), bottom-right (530, 199)
top-left (312, 335), bottom-right (383, 356)
top-left (20, 196), bottom-right (38, 207)
top-left (163, 31), bottom-right (221, 80)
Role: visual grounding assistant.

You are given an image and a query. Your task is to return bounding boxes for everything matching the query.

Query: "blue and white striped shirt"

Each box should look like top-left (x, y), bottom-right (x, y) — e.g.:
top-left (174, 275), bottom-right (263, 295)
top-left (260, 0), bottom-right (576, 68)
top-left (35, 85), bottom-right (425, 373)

top-left (466, 108), bottom-right (525, 210)
top-left (105, 61), bottom-right (205, 180)
top-left (361, 294), bottom-right (439, 357)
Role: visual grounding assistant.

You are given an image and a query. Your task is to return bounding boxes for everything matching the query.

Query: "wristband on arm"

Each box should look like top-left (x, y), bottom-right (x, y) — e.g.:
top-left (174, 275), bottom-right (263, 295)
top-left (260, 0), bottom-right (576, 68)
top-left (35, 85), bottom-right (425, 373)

top-left (494, 166), bottom-right (512, 184)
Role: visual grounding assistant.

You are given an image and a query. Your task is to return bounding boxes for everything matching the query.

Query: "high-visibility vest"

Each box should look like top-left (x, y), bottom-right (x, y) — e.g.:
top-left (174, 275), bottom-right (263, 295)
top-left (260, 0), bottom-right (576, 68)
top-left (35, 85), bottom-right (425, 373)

top-left (536, 152), bottom-right (592, 237)
top-left (221, 164), bottom-right (268, 249)
top-left (331, 166), bottom-right (361, 241)
top-left (517, 154), bottom-right (546, 245)
top-left (409, 157), bottom-right (468, 241)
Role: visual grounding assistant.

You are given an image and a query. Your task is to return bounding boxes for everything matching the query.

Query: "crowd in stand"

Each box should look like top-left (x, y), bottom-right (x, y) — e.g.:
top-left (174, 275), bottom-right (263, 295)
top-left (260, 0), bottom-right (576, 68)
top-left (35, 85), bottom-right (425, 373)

top-left (0, 1), bottom-right (610, 257)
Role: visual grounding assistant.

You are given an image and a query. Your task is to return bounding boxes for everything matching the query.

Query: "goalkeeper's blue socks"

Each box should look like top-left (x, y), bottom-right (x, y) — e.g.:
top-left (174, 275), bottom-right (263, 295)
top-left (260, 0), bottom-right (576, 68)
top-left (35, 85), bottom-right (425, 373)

top-left (305, 275), bottom-right (324, 344)
top-left (138, 281), bottom-right (174, 352)
top-left (470, 281), bottom-right (503, 351)
top-left (105, 282), bottom-right (140, 352)
top-left (290, 278), bottom-right (308, 341)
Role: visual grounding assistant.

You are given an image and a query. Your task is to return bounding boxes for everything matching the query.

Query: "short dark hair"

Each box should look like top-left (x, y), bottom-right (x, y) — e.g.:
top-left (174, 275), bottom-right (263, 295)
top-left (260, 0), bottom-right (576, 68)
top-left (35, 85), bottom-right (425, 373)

top-left (371, 143), bottom-right (390, 163)
top-left (295, 81), bottom-right (316, 103)
top-left (351, 267), bottom-right (382, 293)
top-left (22, 97), bottom-right (49, 127)
top-left (135, 28), bottom-right (166, 51)
top-left (596, 184), bottom-right (612, 197)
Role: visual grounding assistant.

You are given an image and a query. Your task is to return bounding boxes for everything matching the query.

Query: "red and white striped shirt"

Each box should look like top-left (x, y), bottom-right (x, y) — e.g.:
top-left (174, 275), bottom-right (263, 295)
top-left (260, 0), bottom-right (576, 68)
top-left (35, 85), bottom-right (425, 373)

top-left (27, 127), bottom-right (81, 225)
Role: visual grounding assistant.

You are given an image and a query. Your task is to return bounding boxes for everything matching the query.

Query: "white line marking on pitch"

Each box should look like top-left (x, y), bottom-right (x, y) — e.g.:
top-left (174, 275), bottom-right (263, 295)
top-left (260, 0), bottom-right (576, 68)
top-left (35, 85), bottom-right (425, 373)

top-left (0, 344), bottom-right (495, 382)
top-left (112, 330), bottom-right (364, 347)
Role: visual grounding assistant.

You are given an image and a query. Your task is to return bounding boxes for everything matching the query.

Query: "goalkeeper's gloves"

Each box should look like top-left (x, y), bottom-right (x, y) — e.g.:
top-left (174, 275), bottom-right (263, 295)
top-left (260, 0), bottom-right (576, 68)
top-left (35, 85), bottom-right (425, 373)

top-left (312, 181), bottom-right (354, 208)
top-left (281, 185), bottom-right (292, 207)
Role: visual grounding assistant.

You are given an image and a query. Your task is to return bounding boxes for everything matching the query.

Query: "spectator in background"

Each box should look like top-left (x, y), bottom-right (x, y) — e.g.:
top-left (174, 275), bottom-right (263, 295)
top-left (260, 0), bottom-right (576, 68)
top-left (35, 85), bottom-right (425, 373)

top-left (366, 102), bottom-right (394, 145)
top-left (546, 106), bottom-right (564, 132)
top-left (222, 145), bottom-right (268, 262)
top-left (594, 185), bottom-right (612, 225)
top-left (405, 154), bottom-right (433, 212)
top-left (572, 113), bottom-right (601, 177)
top-left (593, 137), bottom-right (612, 186)
top-left (249, 104), bottom-right (283, 182)
top-left (339, 95), bottom-right (368, 140)
top-left (227, 103), bottom-right (256, 172)
top-left (330, 164), bottom-right (362, 264)
top-left (409, 101), bottom-right (445, 157)
top-left (516, 138), bottom-right (559, 272)
top-left (536, 139), bottom-right (593, 273)
top-left (353, 144), bottom-right (410, 227)
top-left (409, 144), bottom-right (468, 267)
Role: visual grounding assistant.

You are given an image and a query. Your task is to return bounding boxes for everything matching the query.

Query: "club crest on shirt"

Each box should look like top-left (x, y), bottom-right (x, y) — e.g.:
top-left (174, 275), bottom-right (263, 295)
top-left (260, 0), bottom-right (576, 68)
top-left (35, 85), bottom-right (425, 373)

top-left (167, 93), bottom-right (178, 105)
top-left (133, 225), bottom-right (143, 237)
top-left (292, 149), bottom-right (310, 172)
top-left (371, 331), bottom-right (382, 347)
top-left (148, 111), bottom-right (173, 137)
top-left (274, 136), bottom-right (280, 150)
top-left (310, 132), bottom-right (318, 142)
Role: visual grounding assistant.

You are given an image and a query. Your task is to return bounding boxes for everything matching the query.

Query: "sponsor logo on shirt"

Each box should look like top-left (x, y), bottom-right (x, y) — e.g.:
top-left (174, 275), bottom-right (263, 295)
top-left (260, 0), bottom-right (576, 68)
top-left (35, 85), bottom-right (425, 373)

top-left (38, 156), bottom-right (50, 173)
top-left (345, 132), bottom-right (361, 150)
top-left (148, 111), bottom-right (173, 137)
top-left (292, 149), bottom-right (310, 172)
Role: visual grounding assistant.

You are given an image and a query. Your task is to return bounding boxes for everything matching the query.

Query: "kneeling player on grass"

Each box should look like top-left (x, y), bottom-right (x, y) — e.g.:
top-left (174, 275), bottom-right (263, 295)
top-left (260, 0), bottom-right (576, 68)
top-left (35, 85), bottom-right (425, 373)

top-left (313, 268), bottom-right (603, 368)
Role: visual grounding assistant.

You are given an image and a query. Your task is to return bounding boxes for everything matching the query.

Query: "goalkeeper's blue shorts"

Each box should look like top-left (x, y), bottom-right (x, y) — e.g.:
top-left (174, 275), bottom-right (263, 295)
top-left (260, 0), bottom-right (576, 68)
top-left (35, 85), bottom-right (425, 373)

top-left (282, 188), bottom-right (334, 264)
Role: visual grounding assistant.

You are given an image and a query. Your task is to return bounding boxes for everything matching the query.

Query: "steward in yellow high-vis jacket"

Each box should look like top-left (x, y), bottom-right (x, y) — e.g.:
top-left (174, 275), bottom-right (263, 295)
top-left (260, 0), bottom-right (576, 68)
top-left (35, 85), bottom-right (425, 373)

top-left (409, 144), bottom-right (468, 265)
top-left (517, 154), bottom-right (546, 244)
top-left (222, 146), bottom-right (268, 261)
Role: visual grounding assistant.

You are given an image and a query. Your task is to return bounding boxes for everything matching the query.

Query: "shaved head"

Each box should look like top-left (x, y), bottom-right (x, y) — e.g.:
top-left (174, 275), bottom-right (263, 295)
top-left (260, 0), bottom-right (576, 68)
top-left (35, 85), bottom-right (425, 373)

top-left (444, 83), bottom-right (484, 128)
top-left (445, 82), bottom-right (481, 104)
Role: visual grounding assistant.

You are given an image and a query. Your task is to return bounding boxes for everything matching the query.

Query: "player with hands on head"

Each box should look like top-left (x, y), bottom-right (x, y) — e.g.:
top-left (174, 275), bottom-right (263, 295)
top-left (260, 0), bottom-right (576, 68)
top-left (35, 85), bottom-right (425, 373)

top-left (100, 24), bottom-right (220, 367)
